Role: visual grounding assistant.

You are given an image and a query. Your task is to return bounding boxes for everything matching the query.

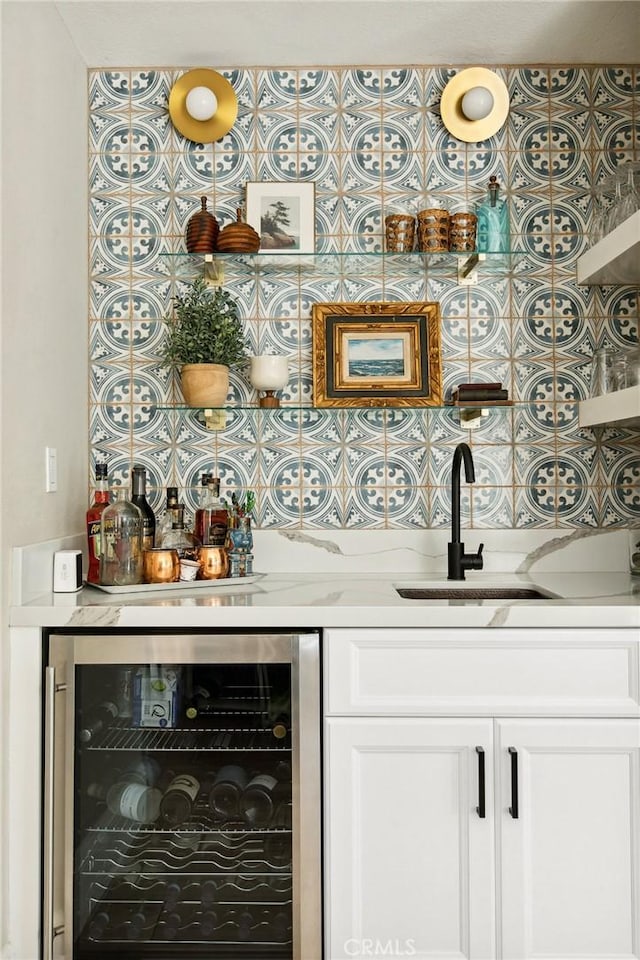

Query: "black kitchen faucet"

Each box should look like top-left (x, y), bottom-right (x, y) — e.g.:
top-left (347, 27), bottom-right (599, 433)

top-left (447, 442), bottom-right (484, 580)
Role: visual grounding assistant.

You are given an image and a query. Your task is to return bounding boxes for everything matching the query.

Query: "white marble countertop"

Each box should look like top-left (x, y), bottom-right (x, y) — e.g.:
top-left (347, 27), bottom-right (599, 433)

top-left (10, 570), bottom-right (640, 631)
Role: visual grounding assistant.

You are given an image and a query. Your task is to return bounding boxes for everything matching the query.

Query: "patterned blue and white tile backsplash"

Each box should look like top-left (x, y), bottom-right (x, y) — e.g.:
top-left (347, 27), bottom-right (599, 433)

top-left (88, 65), bottom-right (639, 529)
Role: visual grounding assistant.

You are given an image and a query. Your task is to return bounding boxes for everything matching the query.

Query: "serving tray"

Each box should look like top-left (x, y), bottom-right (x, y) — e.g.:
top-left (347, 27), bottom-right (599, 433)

top-left (86, 574), bottom-right (264, 595)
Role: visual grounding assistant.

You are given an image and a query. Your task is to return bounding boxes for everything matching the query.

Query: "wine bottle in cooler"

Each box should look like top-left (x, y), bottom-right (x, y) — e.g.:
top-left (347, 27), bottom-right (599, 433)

top-left (200, 908), bottom-right (219, 938)
top-left (79, 699), bottom-right (119, 743)
top-left (157, 910), bottom-right (182, 940)
top-left (86, 461), bottom-right (110, 584)
top-left (106, 778), bottom-right (162, 824)
top-left (239, 773), bottom-right (279, 827)
top-left (160, 773), bottom-right (200, 826)
top-left (208, 764), bottom-right (249, 820)
top-left (87, 909), bottom-right (110, 939)
top-left (131, 464), bottom-right (156, 549)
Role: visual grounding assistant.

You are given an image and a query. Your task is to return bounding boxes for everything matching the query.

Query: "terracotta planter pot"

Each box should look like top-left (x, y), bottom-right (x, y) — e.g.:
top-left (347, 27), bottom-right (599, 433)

top-left (180, 364), bottom-right (230, 407)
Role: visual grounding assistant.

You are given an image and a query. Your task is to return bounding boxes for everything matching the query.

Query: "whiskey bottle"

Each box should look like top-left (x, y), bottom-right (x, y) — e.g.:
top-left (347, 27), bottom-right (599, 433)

top-left (195, 476), bottom-right (228, 546)
top-left (131, 464), bottom-right (156, 549)
top-left (86, 462), bottom-right (110, 584)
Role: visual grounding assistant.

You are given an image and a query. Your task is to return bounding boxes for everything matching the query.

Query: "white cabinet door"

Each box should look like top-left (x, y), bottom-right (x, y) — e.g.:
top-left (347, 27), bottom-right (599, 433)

top-left (325, 717), bottom-right (495, 960)
top-left (497, 718), bottom-right (640, 959)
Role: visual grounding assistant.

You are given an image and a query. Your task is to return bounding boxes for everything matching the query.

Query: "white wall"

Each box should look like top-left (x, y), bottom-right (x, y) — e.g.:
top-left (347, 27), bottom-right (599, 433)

top-left (1, 2), bottom-right (88, 953)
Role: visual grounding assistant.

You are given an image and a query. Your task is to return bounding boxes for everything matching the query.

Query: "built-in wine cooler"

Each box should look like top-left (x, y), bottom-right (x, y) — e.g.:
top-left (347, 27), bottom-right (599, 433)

top-left (44, 632), bottom-right (321, 960)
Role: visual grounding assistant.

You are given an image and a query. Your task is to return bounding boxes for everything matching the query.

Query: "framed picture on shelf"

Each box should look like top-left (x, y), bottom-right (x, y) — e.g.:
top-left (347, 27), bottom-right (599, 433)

top-left (311, 301), bottom-right (443, 407)
top-left (245, 181), bottom-right (315, 254)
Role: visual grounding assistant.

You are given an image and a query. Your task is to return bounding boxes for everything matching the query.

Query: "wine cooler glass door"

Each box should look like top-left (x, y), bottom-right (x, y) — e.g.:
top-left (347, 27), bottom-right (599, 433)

top-left (46, 633), bottom-right (321, 960)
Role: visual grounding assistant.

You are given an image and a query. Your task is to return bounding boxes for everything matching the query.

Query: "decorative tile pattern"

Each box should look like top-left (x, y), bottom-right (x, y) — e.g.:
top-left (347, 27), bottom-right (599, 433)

top-left (89, 65), bottom-right (640, 529)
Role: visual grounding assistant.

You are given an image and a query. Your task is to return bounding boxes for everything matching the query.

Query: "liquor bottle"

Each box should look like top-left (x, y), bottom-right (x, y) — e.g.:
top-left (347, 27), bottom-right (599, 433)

top-left (156, 486), bottom-right (179, 547)
top-left (86, 462), bottom-right (110, 584)
top-left (131, 464), bottom-right (156, 549)
top-left (208, 764), bottom-right (249, 820)
top-left (99, 489), bottom-right (144, 586)
top-left (79, 699), bottom-right (119, 743)
top-left (195, 477), bottom-right (228, 546)
top-left (476, 175), bottom-right (510, 253)
top-left (160, 773), bottom-right (200, 826)
top-left (239, 773), bottom-right (279, 827)
top-left (198, 472), bottom-right (214, 505)
top-left (162, 505), bottom-right (201, 561)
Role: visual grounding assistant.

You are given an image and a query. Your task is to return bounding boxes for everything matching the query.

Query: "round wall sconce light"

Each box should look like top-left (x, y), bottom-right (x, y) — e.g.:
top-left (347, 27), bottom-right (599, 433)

top-left (169, 68), bottom-right (238, 143)
top-left (440, 67), bottom-right (509, 143)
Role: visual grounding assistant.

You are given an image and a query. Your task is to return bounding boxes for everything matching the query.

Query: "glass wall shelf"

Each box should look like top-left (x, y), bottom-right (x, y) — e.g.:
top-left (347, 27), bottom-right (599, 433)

top-left (160, 250), bottom-right (524, 285)
top-left (157, 400), bottom-right (535, 431)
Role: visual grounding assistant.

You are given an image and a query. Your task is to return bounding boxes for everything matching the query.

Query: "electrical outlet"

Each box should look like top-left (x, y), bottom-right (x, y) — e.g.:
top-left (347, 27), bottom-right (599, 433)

top-left (45, 447), bottom-right (58, 493)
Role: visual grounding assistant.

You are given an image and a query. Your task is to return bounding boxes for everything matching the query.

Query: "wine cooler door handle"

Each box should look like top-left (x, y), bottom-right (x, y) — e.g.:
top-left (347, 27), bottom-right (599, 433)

top-left (475, 746), bottom-right (486, 818)
top-left (43, 667), bottom-right (56, 960)
top-left (508, 747), bottom-right (519, 819)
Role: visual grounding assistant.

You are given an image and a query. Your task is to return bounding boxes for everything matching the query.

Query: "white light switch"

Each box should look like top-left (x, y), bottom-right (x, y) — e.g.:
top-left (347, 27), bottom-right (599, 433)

top-left (45, 447), bottom-right (58, 493)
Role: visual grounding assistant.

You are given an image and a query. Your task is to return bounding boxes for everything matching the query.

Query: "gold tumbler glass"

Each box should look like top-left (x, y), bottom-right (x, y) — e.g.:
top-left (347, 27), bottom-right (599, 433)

top-left (198, 545), bottom-right (230, 580)
top-left (143, 548), bottom-right (180, 583)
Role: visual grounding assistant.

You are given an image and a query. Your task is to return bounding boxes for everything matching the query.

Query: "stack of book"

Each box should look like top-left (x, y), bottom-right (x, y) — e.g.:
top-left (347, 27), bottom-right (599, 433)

top-left (449, 382), bottom-right (510, 404)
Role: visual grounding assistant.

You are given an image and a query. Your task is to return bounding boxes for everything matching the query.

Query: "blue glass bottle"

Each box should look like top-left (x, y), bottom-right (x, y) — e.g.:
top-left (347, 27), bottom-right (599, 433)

top-left (476, 176), bottom-right (510, 253)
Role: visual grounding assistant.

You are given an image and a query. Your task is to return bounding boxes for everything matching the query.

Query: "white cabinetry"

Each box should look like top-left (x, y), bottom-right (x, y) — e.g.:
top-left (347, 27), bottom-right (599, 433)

top-left (577, 210), bottom-right (640, 286)
top-left (498, 719), bottom-right (640, 958)
top-left (326, 717), bottom-right (495, 958)
top-left (324, 629), bottom-right (640, 960)
top-left (576, 210), bottom-right (640, 428)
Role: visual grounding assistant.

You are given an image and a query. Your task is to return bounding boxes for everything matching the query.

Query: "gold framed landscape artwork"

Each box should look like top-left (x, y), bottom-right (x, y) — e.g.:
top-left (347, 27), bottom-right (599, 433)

top-left (311, 301), bottom-right (442, 407)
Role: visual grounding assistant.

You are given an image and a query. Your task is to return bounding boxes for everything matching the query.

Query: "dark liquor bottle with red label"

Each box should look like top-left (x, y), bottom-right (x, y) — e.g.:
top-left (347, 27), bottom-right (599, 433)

top-left (86, 462), bottom-right (110, 584)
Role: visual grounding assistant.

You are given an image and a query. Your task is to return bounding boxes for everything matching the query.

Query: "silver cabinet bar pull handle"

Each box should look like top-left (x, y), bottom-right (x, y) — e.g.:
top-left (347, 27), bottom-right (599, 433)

top-left (508, 747), bottom-right (519, 819)
top-left (43, 667), bottom-right (56, 960)
top-left (475, 746), bottom-right (486, 818)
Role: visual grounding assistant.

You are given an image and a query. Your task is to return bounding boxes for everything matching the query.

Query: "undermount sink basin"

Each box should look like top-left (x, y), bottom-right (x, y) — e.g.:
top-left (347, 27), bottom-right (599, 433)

top-left (395, 585), bottom-right (555, 601)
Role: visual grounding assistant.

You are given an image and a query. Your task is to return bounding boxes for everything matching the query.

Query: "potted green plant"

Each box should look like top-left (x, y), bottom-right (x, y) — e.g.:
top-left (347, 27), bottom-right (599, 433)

top-left (161, 277), bottom-right (249, 407)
